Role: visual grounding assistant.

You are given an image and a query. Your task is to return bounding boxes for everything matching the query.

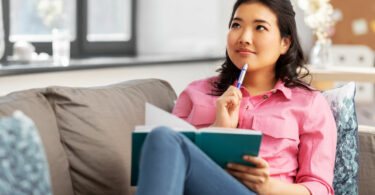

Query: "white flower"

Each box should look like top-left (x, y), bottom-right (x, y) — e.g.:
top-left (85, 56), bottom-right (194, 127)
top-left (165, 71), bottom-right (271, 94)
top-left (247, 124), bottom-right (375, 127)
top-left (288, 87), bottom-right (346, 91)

top-left (37, 0), bottom-right (64, 29)
top-left (297, 0), bottom-right (336, 42)
top-left (297, 0), bottom-right (309, 11)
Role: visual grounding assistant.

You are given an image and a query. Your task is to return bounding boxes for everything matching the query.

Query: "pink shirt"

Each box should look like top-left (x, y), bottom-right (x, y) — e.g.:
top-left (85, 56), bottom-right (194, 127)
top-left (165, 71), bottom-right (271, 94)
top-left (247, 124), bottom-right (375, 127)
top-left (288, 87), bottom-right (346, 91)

top-left (172, 76), bottom-right (337, 195)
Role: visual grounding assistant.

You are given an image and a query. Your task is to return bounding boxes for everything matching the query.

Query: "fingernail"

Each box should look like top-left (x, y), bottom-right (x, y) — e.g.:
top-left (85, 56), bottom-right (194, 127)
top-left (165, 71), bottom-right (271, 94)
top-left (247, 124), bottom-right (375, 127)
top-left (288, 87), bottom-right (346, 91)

top-left (227, 163), bottom-right (232, 168)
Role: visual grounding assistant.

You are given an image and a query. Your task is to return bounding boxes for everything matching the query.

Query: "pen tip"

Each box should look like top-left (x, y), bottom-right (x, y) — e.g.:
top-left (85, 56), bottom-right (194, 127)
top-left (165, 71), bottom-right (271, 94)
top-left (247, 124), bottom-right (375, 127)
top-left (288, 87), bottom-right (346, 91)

top-left (244, 64), bottom-right (248, 69)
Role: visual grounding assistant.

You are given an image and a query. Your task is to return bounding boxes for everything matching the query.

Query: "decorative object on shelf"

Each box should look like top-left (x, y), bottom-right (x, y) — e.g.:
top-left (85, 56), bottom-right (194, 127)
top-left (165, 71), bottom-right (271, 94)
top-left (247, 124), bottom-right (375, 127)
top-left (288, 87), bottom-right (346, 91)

top-left (38, 0), bottom-right (70, 66)
top-left (8, 41), bottom-right (52, 63)
top-left (297, 0), bottom-right (339, 69)
top-left (52, 28), bottom-right (70, 66)
top-left (37, 0), bottom-right (65, 30)
top-left (12, 41), bottom-right (36, 62)
top-left (310, 38), bottom-right (332, 69)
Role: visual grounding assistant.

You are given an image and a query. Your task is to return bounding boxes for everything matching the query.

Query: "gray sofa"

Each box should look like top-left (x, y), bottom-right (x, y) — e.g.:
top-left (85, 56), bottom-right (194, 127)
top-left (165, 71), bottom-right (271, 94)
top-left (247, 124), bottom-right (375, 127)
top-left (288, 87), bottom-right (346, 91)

top-left (0, 78), bottom-right (373, 195)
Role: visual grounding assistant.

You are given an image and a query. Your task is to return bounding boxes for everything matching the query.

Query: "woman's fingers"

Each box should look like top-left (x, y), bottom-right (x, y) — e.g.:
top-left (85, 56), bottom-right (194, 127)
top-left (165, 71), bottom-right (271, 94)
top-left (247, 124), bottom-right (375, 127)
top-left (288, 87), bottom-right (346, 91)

top-left (225, 96), bottom-right (241, 109)
top-left (218, 87), bottom-right (242, 108)
top-left (227, 170), bottom-right (266, 184)
top-left (226, 156), bottom-right (269, 177)
top-left (213, 85), bottom-right (243, 128)
top-left (217, 94), bottom-right (241, 110)
top-left (227, 163), bottom-right (258, 176)
top-left (226, 86), bottom-right (242, 100)
top-left (226, 156), bottom-right (272, 194)
top-left (243, 155), bottom-right (269, 169)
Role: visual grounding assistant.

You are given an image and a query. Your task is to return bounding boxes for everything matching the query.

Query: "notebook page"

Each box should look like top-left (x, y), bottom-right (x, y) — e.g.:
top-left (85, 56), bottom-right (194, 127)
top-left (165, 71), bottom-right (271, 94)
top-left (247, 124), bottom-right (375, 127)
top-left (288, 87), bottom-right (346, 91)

top-left (144, 103), bottom-right (196, 130)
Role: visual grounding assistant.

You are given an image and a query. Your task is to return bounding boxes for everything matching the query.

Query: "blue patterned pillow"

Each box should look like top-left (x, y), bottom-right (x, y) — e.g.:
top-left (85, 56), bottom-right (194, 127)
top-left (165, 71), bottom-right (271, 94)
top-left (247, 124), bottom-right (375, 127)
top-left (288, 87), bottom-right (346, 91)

top-left (322, 82), bottom-right (359, 195)
top-left (0, 111), bottom-right (52, 195)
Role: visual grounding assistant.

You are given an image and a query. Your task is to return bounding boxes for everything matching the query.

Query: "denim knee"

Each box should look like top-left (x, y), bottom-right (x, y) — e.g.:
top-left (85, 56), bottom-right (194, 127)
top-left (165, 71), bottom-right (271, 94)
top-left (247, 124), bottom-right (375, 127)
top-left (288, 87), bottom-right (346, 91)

top-left (146, 126), bottom-right (181, 145)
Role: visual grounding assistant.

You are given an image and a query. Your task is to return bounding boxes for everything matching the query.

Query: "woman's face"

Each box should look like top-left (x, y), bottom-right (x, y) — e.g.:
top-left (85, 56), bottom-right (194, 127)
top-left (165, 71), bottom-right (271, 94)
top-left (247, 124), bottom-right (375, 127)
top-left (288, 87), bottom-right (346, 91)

top-left (227, 2), bottom-right (290, 72)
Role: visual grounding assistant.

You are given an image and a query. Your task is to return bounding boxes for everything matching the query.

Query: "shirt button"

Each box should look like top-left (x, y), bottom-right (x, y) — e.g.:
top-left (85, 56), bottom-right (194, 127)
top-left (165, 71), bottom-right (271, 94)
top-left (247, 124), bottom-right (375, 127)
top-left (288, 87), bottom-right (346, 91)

top-left (262, 95), bottom-right (268, 99)
top-left (246, 105), bottom-right (249, 110)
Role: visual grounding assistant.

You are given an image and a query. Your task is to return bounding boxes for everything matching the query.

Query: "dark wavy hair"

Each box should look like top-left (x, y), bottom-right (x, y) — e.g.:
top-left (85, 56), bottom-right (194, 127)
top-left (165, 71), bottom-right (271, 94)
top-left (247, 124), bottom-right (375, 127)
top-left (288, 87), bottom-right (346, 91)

top-left (211, 0), bottom-right (311, 96)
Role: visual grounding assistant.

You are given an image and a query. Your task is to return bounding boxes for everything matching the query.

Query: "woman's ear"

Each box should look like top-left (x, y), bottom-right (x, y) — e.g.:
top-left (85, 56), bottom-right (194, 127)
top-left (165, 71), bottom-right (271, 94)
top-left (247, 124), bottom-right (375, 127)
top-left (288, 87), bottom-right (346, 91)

top-left (280, 36), bottom-right (291, 54)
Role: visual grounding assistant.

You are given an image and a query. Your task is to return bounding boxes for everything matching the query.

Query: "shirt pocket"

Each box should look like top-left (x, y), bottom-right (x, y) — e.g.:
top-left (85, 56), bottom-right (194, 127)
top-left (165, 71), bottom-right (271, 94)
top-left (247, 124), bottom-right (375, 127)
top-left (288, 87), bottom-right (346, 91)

top-left (187, 104), bottom-right (216, 127)
top-left (252, 115), bottom-right (299, 160)
top-left (253, 115), bottom-right (299, 141)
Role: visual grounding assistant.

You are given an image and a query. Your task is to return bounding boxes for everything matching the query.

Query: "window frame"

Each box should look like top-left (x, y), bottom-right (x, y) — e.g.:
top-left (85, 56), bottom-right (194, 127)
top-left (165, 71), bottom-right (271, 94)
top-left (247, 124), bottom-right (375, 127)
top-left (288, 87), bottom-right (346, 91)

top-left (1, 0), bottom-right (136, 61)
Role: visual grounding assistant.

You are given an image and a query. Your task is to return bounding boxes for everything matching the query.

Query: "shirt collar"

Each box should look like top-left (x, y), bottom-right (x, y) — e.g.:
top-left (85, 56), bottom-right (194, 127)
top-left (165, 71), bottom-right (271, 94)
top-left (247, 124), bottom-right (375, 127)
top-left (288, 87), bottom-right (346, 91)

top-left (233, 79), bottom-right (292, 99)
top-left (273, 80), bottom-right (292, 100)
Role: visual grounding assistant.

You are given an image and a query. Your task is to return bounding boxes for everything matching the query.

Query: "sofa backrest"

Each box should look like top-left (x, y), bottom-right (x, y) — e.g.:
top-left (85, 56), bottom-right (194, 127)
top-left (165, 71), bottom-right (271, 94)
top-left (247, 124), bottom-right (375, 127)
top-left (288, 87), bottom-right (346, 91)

top-left (43, 79), bottom-right (177, 195)
top-left (0, 89), bottom-right (74, 195)
top-left (358, 125), bottom-right (375, 195)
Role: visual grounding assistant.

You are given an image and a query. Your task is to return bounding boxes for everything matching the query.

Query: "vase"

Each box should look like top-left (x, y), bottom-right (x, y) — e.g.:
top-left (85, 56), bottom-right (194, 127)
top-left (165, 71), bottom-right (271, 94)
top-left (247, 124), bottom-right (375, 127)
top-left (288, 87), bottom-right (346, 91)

top-left (52, 28), bottom-right (70, 66)
top-left (310, 39), bottom-right (332, 69)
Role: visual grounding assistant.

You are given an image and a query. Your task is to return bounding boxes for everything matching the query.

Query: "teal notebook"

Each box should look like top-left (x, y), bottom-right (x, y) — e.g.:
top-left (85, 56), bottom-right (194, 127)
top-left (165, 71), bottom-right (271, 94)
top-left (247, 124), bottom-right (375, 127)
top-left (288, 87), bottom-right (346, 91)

top-left (130, 103), bottom-right (263, 186)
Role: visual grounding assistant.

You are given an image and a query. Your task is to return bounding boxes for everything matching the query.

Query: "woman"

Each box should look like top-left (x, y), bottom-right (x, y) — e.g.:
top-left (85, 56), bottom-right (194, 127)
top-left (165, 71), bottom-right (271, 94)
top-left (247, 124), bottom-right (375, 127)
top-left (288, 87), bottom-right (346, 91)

top-left (136, 0), bottom-right (337, 194)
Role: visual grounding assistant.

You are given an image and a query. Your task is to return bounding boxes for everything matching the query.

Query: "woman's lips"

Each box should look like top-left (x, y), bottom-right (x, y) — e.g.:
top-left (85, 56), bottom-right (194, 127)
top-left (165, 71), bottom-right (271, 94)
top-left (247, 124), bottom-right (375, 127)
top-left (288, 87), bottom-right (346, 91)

top-left (237, 49), bottom-right (256, 56)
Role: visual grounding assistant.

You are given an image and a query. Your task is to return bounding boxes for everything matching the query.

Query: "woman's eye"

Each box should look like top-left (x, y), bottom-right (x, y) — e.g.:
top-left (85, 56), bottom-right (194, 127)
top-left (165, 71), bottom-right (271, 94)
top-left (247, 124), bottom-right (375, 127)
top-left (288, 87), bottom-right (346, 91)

top-left (256, 25), bottom-right (267, 31)
top-left (231, 23), bottom-right (240, 29)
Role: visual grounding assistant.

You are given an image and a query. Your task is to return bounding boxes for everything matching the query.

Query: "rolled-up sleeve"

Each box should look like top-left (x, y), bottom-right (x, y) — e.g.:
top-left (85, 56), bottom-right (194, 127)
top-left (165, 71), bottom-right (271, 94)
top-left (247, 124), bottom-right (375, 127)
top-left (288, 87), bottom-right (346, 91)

top-left (172, 89), bottom-right (192, 120)
top-left (296, 93), bottom-right (337, 195)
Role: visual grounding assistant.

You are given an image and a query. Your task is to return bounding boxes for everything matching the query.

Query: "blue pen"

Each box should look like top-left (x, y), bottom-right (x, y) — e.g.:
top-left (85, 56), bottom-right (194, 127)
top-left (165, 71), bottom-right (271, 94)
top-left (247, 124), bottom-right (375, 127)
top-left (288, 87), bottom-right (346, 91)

top-left (236, 64), bottom-right (248, 88)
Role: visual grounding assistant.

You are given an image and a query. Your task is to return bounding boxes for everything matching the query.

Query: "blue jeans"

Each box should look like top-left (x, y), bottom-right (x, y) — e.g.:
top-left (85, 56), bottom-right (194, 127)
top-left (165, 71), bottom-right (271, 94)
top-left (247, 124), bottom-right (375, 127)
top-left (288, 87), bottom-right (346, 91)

top-left (136, 126), bottom-right (257, 195)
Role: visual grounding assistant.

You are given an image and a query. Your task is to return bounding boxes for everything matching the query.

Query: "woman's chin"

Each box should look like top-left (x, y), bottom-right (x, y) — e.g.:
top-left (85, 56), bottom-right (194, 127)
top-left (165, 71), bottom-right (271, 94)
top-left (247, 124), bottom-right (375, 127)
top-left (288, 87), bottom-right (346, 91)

top-left (233, 60), bottom-right (254, 69)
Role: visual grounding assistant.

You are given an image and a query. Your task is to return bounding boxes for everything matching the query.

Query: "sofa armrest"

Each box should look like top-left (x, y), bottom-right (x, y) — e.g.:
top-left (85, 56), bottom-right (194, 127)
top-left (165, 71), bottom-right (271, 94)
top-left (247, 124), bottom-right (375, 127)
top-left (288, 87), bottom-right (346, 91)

top-left (358, 125), bottom-right (375, 134)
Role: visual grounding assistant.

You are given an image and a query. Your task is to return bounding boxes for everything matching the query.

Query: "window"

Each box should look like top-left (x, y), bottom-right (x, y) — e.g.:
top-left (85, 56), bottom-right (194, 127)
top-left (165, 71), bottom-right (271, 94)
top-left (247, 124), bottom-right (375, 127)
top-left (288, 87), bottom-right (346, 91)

top-left (82, 0), bottom-right (135, 55)
top-left (2, 0), bottom-right (136, 60)
top-left (9, 0), bottom-right (76, 43)
top-left (87, 0), bottom-right (131, 42)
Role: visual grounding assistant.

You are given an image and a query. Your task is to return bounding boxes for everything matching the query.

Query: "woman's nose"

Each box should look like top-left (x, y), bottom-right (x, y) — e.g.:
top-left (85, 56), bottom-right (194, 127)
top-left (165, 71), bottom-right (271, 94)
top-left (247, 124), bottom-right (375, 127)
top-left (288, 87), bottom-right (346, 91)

top-left (239, 29), bottom-right (252, 45)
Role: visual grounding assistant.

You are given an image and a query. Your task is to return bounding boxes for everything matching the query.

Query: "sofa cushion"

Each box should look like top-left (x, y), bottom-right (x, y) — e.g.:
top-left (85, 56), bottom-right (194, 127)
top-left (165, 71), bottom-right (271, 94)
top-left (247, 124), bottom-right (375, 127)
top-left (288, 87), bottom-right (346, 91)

top-left (44, 79), bottom-right (177, 195)
top-left (358, 125), bottom-right (375, 195)
top-left (0, 111), bottom-right (52, 195)
top-left (322, 82), bottom-right (359, 195)
top-left (0, 90), bottom-right (74, 195)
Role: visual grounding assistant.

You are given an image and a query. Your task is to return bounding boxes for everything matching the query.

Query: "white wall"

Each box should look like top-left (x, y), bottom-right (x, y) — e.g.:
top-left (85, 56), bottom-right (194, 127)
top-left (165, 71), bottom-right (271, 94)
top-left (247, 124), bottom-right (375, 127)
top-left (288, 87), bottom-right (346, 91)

top-left (0, 61), bottom-right (220, 96)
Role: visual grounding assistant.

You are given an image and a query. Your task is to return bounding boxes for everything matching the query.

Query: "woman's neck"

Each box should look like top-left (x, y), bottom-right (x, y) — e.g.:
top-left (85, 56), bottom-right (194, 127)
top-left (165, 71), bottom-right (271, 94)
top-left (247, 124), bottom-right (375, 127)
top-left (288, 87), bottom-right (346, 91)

top-left (242, 70), bottom-right (277, 97)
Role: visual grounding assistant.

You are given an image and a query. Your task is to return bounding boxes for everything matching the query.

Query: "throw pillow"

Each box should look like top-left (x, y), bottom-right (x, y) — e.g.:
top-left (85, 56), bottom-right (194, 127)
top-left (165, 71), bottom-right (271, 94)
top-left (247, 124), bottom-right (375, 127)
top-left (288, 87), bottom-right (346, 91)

top-left (0, 111), bottom-right (52, 195)
top-left (322, 82), bottom-right (359, 195)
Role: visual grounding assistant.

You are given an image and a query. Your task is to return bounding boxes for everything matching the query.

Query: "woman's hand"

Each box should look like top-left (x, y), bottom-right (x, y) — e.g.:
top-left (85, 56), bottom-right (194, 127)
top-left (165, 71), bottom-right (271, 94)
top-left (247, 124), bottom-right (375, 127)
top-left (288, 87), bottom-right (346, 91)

top-left (226, 155), bottom-right (274, 195)
top-left (212, 86), bottom-right (242, 128)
